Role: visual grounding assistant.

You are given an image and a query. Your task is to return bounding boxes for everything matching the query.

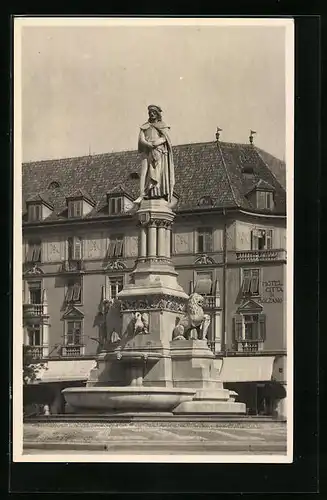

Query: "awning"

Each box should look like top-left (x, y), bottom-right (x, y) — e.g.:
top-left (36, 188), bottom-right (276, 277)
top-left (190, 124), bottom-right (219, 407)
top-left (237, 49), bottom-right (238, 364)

top-left (36, 359), bottom-right (96, 383)
top-left (219, 356), bottom-right (275, 382)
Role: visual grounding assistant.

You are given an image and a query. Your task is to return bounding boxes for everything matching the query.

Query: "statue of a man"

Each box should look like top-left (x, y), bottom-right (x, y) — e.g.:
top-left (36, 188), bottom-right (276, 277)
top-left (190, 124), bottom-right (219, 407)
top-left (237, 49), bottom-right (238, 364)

top-left (134, 105), bottom-right (175, 205)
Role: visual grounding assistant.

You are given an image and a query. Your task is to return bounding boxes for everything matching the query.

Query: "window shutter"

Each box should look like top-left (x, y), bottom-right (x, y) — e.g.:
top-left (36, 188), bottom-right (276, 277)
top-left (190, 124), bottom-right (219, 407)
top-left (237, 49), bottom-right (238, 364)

top-left (115, 238), bottom-right (124, 257)
top-left (242, 275), bottom-right (251, 294)
top-left (233, 314), bottom-right (243, 341)
top-left (266, 230), bottom-right (273, 249)
top-left (250, 275), bottom-right (259, 295)
top-left (68, 237), bottom-right (73, 260)
top-left (251, 230), bottom-right (259, 250)
top-left (73, 237), bottom-right (82, 260)
top-left (107, 240), bottom-right (116, 258)
top-left (66, 284), bottom-right (74, 302)
top-left (259, 313), bottom-right (266, 341)
top-left (72, 282), bottom-right (81, 301)
top-left (33, 244), bottom-right (41, 262)
top-left (26, 244), bottom-right (34, 262)
top-left (76, 201), bottom-right (82, 217)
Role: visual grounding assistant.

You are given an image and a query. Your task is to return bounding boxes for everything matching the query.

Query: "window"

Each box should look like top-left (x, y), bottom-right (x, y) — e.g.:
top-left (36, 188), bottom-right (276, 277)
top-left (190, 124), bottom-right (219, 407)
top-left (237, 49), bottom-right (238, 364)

top-left (197, 228), bottom-right (213, 253)
top-left (68, 236), bottom-right (83, 260)
top-left (68, 200), bottom-right (82, 218)
top-left (106, 235), bottom-right (124, 258)
top-left (66, 321), bottom-right (82, 345)
top-left (65, 278), bottom-right (82, 303)
top-left (27, 325), bottom-right (41, 346)
top-left (28, 204), bottom-right (42, 222)
top-left (234, 313), bottom-right (266, 342)
top-left (198, 196), bottom-right (213, 206)
top-left (48, 181), bottom-right (60, 189)
top-left (251, 229), bottom-right (273, 250)
top-left (106, 276), bottom-right (124, 299)
top-left (256, 191), bottom-right (274, 210)
top-left (194, 271), bottom-right (213, 295)
top-left (26, 240), bottom-right (42, 263)
top-left (109, 197), bottom-right (123, 215)
top-left (28, 281), bottom-right (42, 304)
top-left (242, 269), bottom-right (260, 296)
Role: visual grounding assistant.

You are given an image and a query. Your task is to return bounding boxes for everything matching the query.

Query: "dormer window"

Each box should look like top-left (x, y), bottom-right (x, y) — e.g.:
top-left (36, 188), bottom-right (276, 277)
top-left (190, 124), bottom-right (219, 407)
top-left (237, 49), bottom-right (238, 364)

top-left (109, 196), bottom-right (123, 215)
top-left (26, 194), bottom-right (54, 222)
top-left (68, 200), bottom-right (82, 218)
top-left (256, 190), bottom-right (274, 210)
top-left (66, 189), bottom-right (95, 218)
top-left (28, 204), bottom-right (42, 222)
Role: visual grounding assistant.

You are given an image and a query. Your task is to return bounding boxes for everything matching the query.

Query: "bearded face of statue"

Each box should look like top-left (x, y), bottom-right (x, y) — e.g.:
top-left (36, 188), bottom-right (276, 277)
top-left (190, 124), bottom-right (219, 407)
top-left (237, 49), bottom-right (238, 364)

top-left (148, 108), bottom-right (161, 123)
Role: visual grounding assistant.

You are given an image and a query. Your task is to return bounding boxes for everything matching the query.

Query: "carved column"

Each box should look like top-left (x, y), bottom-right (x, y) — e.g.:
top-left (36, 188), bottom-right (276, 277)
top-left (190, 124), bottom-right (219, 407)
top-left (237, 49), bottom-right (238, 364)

top-left (139, 225), bottom-right (147, 258)
top-left (148, 221), bottom-right (157, 257)
top-left (157, 221), bottom-right (166, 257)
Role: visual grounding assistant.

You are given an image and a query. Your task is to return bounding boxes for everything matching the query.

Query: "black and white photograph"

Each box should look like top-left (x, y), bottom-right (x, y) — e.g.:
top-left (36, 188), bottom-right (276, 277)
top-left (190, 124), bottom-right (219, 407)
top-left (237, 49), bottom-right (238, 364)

top-left (13, 17), bottom-right (294, 463)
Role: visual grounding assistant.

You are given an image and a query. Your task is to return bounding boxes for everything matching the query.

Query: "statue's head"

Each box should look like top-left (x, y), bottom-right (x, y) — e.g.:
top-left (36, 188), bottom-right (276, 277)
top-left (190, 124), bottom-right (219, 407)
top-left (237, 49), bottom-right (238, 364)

top-left (188, 293), bottom-right (205, 309)
top-left (148, 104), bottom-right (162, 123)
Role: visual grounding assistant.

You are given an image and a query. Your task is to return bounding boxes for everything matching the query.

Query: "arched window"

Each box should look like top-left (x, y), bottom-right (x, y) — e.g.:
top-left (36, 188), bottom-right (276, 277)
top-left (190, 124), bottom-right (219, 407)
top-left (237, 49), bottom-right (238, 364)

top-left (48, 181), bottom-right (60, 189)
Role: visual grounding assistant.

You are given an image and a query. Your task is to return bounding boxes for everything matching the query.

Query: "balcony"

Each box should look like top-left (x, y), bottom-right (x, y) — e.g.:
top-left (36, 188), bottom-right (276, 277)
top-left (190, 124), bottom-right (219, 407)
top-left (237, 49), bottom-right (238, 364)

top-left (60, 259), bottom-right (85, 273)
top-left (27, 345), bottom-right (47, 360)
top-left (23, 304), bottom-right (48, 326)
top-left (61, 345), bottom-right (84, 357)
top-left (237, 340), bottom-right (263, 353)
top-left (235, 249), bottom-right (286, 262)
top-left (202, 296), bottom-right (220, 309)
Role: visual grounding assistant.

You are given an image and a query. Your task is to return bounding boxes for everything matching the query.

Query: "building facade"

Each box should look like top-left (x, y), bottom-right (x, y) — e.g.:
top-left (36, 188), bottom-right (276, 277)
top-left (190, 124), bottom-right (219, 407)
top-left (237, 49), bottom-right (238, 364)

top-left (22, 138), bottom-right (287, 417)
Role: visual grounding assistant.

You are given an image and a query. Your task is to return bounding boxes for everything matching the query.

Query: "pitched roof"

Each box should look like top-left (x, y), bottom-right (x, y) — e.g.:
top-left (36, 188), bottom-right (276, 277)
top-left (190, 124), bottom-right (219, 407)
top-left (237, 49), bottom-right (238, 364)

top-left (22, 141), bottom-right (286, 222)
top-left (66, 188), bottom-right (95, 205)
top-left (25, 192), bottom-right (53, 208)
top-left (246, 179), bottom-right (276, 194)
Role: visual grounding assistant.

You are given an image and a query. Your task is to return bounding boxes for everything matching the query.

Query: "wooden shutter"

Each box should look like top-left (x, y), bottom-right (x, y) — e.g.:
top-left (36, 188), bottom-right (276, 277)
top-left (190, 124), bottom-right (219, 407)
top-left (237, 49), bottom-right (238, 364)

top-left (258, 313), bottom-right (266, 341)
top-left (66, 284), bottom-right (74, 302)
top-left (205, 229), bottom-right (213, 252)
top-left (242, 270), bottom-right (251, 294)
top-left (72, 282), bottom-right (81, 302)
top-left (266, 230), bottom-right (273, 249)
top-left (73, 237), bottom-right (82, 260)
top-left (68, 237), bottom-right (73, 260)
top-left (251, 230), bottom-right (259, 250)
top-left (107, 240), bottom-right (116, 258)
top-left (33, 243), bottom-right (41, 262)
top-left (115, 238), bottom-right (124, 257)
top-left (213, 279), bottom-right (220, 296)
top-left (26, 244), bottom-right (34, 262)
top-left (233, 314), bottom-right (243, 341)
top-left (250, 273), bottom-right (259, 295)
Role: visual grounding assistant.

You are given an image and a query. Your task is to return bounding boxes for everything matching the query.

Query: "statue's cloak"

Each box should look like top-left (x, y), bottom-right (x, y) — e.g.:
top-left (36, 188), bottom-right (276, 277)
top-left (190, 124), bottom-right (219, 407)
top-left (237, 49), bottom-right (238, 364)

top-left (138, 121), bottom-right (175, 202)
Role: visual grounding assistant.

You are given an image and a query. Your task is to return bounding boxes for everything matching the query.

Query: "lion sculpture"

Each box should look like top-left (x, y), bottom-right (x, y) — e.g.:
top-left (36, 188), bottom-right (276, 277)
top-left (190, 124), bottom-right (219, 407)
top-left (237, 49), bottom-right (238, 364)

top-left (172, 293), bottom-right (211, 341)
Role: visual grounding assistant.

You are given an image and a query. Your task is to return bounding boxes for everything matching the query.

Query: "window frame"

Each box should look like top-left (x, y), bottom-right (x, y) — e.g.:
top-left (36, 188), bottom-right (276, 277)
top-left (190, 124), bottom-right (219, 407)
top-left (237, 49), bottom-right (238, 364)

top-left (65, 320), bottom-right (83, 346)
top-left (27, 280), bottom-right (42, 304)
top-left (106, 234), bottom-right (124, 259)
top-left (65, 276), bottom-right (83, 305)
top-left (26, 324), bottom-right (42, 346)
top-left (109, 196), bottom-right (123, 215)
top-left (26, 239), bottom-right (42, 263)
top-left (241, 268), bottom-right (261, 297)
top-left (68, 200), bottom-right (83, 218)
top-left (105, 275), bottom-right (124, 300)
top-left (67, 236), bottom-right (83, 261)
top-left (196, 227), bottom-right (213, 253)
top-left (233, 312), bottom-right (266, 343)
top-left (256, 190), bottom-right (275, 210)
top-left (251, 228), bottom-right (273, 251)
top-left (28, 203), bottom-right (42, 222)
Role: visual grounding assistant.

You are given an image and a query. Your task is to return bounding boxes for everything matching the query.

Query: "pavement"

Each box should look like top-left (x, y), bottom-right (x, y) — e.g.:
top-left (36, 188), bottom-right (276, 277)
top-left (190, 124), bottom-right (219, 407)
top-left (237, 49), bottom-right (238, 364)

top-left (23, 421), bottom-right (287, 455)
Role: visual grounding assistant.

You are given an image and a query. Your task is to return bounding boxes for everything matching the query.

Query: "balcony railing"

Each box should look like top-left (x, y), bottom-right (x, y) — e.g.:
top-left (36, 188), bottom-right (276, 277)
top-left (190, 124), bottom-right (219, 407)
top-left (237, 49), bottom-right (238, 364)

top-left (202, 296), bottom-right (220, 309)
top-left (26, 345), bottom-right (47, 360)
top-left (235, 249), bottom-right (286, 262)
top-left (61, 345), bottom-right (84, 357)
top-left (23, 303), bottom-right (45, 317)
top-left (237, 340), bottom-right (262, 353)
top-left (60, 259), bottom-right (85, 273)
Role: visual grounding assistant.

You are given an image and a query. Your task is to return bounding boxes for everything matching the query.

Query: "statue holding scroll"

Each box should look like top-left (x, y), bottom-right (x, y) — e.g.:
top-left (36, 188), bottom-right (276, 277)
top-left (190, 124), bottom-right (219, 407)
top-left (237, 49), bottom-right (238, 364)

top-left (134, 105), bottom-right (175, 205)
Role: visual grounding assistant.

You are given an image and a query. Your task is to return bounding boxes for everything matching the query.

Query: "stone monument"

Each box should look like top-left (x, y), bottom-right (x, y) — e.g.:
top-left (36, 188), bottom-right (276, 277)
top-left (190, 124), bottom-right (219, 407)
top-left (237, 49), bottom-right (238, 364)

top-left (63, 106), bottom-right (245, 415)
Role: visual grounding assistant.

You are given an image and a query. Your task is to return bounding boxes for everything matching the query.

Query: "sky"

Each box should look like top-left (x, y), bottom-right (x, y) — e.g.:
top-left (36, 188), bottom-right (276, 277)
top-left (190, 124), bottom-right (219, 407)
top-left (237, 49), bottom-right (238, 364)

top-left (20, 21), bottom-right (287, 162)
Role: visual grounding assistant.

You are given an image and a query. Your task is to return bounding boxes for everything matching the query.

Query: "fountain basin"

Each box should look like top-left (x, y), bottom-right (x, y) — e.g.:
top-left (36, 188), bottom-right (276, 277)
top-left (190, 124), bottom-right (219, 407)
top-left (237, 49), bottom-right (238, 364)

top-left (62, 386), bottom-right (196, 413)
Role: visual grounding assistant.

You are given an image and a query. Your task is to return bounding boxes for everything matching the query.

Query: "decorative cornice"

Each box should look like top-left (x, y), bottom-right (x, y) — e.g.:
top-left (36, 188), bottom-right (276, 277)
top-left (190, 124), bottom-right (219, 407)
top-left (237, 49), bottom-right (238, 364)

top-left (104, 260), bottom-right (127, 271)
top-left (24, 264), bottom-right (44, 275)
top-left (194, 254), bottom-right (216, 265)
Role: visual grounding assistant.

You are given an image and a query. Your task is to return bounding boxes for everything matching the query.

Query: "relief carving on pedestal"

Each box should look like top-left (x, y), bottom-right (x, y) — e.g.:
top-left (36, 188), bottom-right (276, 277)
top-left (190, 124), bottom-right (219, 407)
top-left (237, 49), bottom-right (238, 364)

top-left (121, 294), bottom-right (186, 313)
